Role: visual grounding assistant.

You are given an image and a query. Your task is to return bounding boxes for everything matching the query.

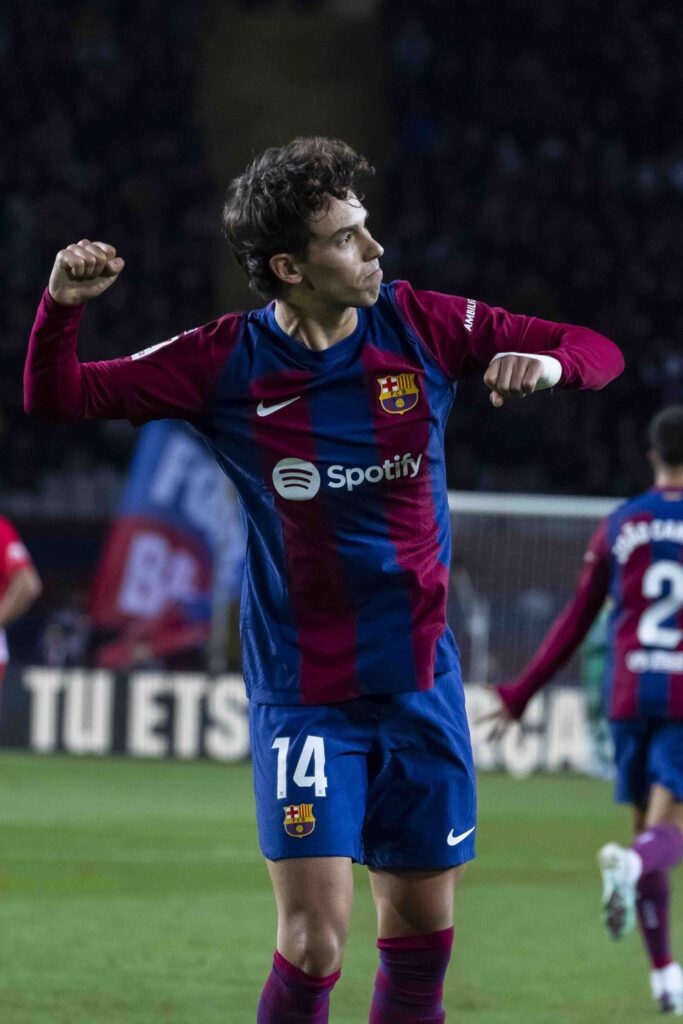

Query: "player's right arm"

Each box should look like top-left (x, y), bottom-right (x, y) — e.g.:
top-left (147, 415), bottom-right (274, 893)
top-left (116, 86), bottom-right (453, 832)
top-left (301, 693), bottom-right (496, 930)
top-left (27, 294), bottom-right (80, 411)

top-left (480, 520), bottom-right (611, 738)
top-left (24, 241), bottom-right (240, 425)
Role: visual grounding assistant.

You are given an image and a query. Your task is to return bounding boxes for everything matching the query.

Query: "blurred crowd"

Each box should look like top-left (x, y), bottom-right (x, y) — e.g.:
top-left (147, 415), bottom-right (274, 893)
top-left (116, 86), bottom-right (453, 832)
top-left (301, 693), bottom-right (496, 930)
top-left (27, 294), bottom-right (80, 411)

top-left (2, 0), bottom-right (682, 505)
top-left (1, 0), bottom-right (216, 504)
top-left (383, 0), bottom-right (683, 495)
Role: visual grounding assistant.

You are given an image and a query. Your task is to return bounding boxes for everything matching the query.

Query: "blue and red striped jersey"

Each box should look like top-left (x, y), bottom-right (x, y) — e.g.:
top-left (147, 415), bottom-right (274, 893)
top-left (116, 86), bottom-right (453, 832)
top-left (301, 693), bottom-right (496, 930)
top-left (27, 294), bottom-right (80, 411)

top-left (606, 488), bottom-right (683, 719)
top-left (498, 487), bottom-right (683, 722)
top-left (25, 281), bottom-right (623, 704)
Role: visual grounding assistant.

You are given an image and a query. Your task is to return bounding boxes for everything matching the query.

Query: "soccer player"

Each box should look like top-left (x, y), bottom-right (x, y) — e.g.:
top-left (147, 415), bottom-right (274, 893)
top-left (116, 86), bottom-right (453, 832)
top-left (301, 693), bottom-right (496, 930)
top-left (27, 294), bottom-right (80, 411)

top-left (0, 516), bottom-right (42, 696)
top-left (24, 137), bottom-right (623, 1022)
top-left (483, 405), bottom-right (683, 1015)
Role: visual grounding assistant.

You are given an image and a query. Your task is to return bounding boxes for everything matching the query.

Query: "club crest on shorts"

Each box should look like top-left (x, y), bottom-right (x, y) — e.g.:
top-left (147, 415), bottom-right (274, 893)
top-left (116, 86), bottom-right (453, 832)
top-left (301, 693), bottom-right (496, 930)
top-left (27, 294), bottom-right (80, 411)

top-left (378, 374), bottom-right (420, 415)
top-left (283, 803), bottom-right (316, 838)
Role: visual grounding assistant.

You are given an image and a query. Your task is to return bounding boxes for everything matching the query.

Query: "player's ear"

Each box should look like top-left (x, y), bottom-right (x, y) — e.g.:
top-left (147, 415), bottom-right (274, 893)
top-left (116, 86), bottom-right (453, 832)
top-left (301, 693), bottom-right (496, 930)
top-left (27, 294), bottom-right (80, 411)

top-left (647, 448), bottom-right (658, 472)
top-left (269, 253), bottom-right (303, 288)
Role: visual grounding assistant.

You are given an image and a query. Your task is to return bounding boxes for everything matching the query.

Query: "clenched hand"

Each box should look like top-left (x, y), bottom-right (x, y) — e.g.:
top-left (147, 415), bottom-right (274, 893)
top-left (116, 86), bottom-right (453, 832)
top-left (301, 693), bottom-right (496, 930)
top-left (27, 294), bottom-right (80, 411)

top-left (483, 354), bottom-right (546, 408)
top-left (48, 240), bottom-right (125, 306)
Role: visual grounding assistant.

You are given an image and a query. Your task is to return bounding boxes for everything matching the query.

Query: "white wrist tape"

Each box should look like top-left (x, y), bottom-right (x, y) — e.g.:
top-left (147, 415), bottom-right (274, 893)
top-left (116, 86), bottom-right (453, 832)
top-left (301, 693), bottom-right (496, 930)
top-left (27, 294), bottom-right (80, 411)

top-left (489, 351), bottom-right (562, 390)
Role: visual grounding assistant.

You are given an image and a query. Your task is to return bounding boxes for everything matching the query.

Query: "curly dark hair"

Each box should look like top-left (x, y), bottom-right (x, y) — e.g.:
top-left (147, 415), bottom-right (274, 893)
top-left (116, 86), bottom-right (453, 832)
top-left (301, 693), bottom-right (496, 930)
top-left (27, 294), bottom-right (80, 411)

top-left (649, 405), bottom-right (683, 466)
top-left (222, 136), bottom-right (375, 300)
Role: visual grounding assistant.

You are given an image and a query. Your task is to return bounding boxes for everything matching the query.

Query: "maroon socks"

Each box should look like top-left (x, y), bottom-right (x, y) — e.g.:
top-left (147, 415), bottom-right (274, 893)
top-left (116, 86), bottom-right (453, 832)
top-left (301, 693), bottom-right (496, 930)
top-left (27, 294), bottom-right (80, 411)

top-left (257, 951), bottom-right (340, 1023)
top-left (633, 825), bottom-right (683, 876)
top-left (637, 870), bottom-right (672, 968)
top-left (258, 927), bottom-right (454, 1021)
top-left (369, 927), bottom-right (455, 1024)
top-left (632, 826), bottom-right (683, 970)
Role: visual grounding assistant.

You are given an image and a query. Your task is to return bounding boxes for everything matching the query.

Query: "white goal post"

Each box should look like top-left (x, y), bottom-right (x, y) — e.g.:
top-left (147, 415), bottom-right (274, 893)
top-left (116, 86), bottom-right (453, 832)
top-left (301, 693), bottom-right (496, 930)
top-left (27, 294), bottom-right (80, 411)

top-left (447, 490), bottom-right (620, 686)
top-left (447, 490), bottom-right (622, 775)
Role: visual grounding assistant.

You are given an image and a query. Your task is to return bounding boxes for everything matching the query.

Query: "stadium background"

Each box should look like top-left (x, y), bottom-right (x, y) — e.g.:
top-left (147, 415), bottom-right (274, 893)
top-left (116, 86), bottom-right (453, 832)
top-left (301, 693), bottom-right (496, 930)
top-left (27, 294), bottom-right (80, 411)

top-left (2, 1), bottom-right (682, 1022)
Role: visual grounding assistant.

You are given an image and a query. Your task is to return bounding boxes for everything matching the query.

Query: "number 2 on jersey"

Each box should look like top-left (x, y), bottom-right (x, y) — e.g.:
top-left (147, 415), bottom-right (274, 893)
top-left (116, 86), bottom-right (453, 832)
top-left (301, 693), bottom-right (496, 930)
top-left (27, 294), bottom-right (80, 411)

top-left (637, 560), bottom-right (683, 649)
top-left (272, 736), bottom-right (328, 799)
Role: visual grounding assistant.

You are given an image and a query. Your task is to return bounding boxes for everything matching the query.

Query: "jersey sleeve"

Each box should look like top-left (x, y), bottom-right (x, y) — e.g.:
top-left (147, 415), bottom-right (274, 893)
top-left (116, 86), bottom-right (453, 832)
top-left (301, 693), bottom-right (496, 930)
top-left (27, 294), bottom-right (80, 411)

top-left (0, 519), bottom-right (33, 578)
top-left (24, 290), bottom-right (243, 426)
top-left (391, 280), bottom-right (624, 388)
top-left (496, 520), bottom-right (611, 719)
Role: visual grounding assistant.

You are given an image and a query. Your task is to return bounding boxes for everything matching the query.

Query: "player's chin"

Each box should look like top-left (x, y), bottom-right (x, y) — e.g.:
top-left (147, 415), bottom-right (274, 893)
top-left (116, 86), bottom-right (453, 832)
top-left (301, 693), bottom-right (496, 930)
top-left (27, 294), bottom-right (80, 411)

top-left (355, 282), bottom-right (383, 307)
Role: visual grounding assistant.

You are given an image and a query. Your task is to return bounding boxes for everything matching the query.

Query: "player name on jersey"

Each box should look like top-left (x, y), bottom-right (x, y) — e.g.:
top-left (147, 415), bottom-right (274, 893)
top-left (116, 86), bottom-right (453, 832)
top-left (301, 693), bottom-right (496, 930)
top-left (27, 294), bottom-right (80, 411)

top-left (606, 490), bottom-right (683, 719)
top-left (613, 517), bottom-right (683, 564)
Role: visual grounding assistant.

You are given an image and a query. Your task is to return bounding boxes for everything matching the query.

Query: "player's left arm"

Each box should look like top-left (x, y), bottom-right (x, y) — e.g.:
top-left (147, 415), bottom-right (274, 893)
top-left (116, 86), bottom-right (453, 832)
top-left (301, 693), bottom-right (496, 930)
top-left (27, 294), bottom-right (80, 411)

top-left (0, 531), bottom-right (42, 627)
top-left (481, 520), bottom-right (611, 738)
top-left (392, 281), bottom-right (624, 406)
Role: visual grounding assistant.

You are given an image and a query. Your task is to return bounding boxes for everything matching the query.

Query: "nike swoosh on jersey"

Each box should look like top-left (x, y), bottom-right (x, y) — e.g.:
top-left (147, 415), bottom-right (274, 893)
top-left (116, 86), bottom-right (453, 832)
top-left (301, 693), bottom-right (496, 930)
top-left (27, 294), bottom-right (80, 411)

top-left (447, 825), bottom-right (476, 847)
top-left (256, 397), bottom-right (302, 417)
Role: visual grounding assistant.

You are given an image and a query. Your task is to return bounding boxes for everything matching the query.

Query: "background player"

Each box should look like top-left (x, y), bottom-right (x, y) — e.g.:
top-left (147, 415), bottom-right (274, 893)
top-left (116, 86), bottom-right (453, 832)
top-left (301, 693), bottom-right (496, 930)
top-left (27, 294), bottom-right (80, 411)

top-left (484, 405), bottom-right (683, 1015)
top-left (0, 516), bottom-right (42, 703)
top-left (24, 137), bottom-right (623, 1023)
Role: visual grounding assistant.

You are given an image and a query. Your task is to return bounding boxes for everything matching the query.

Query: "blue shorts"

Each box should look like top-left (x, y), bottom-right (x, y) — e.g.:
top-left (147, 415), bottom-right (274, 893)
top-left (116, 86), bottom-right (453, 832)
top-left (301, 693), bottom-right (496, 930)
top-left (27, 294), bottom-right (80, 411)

top-left (249, 671), bottom-right (476, 870)
top-left (611, 720), bottom-right (683, 805)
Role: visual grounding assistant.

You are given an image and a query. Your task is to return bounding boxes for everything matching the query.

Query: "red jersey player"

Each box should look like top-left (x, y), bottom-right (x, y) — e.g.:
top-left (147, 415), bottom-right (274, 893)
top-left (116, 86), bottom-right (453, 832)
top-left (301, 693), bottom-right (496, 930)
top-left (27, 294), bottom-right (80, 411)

top-left (484, 406), bottom-right (683, 1015)
top-left (0, 516), bottom-right (42, 691)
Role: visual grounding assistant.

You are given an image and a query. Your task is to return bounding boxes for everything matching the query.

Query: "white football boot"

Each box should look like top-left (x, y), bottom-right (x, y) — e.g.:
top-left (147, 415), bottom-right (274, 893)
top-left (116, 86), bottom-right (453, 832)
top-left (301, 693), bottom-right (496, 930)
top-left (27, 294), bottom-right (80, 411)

top-left (598, 842), bottom-right (640, 940)
top-left (650, 962), bottom-right (683, 1015)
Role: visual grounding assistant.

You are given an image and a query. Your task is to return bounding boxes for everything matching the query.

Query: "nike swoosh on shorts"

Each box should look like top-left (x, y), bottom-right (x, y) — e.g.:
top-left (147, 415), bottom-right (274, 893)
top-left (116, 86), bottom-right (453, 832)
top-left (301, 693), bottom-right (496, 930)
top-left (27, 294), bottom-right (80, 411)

top-left (447, 826), bottom-right (476, 847)
top-left (256, 397), bottom-right (301, 417)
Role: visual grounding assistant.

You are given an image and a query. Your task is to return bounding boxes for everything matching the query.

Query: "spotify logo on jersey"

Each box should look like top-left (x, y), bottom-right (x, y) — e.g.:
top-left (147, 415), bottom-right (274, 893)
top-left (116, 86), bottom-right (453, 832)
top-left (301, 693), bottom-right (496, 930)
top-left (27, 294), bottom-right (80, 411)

top-left (273, 452), bottom-right (424, 501)
top-left (272, 458), bottom-right (321, 501)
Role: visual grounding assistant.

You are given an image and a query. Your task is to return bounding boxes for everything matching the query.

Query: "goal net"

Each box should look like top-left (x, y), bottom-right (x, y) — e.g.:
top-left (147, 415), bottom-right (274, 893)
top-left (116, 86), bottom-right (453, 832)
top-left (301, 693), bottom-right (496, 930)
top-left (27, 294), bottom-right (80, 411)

top-left (448, 491), bottom-right (621, 776)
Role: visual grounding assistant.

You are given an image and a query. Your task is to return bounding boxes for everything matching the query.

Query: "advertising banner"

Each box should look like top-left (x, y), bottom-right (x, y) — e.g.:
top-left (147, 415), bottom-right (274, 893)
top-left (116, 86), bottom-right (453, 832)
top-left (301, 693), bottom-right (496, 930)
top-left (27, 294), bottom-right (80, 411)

top-left (0, 666), bottom-right (597, 775)
top-left (0, 665), bottom-right (250, 761)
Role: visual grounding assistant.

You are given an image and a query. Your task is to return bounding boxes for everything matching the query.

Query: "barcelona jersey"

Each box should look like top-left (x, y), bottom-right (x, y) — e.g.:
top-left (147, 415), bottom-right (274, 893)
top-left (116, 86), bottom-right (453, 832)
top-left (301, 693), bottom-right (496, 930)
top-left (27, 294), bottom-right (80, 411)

top-left (499, 488), bottom-right (683, 722)
top-left (605, 488), bottom-right (683, 719)
top-left (25, 281), bottom-right (622, 705)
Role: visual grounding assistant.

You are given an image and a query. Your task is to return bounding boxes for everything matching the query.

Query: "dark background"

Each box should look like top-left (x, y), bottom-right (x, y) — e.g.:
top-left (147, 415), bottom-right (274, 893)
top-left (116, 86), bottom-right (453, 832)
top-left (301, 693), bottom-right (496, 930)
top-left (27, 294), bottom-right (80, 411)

top-left (2, 0), bottom-right (681, 660)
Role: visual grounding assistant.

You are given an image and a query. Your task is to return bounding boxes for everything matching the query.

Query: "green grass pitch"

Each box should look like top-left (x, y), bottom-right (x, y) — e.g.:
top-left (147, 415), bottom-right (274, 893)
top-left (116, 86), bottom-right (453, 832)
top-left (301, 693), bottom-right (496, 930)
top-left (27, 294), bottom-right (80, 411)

top-left (0, 752), bottom-right (675, 1023)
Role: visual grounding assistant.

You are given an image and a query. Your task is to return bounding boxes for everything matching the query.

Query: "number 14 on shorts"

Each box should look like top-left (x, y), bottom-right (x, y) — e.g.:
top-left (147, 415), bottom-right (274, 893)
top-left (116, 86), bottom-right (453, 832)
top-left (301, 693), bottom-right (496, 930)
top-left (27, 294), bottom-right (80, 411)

top-left (272, 736), bottom-right (328, 799)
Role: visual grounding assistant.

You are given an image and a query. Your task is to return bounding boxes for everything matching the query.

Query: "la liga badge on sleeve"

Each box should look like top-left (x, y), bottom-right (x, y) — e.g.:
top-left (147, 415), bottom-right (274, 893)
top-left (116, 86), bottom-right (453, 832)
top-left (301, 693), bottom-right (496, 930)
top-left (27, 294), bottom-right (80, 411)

top-left (283, 803), bottom-right (316, 838)
top-left (377, 373), bottom-right (420, 415)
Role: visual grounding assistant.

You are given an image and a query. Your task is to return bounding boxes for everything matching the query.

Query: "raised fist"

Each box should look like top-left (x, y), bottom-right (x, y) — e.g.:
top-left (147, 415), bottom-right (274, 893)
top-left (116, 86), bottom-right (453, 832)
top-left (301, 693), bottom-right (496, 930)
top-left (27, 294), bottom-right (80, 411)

top-left (48, 240), bottom-right (125, 306)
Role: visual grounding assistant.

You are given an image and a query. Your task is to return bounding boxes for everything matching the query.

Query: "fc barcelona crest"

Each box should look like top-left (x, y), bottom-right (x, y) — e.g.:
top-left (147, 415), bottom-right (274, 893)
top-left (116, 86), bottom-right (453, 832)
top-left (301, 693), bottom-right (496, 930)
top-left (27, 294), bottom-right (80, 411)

top-left (283, 803), bottom-right (316, 838)
top-left (378, 374), bottom-right (420, 415)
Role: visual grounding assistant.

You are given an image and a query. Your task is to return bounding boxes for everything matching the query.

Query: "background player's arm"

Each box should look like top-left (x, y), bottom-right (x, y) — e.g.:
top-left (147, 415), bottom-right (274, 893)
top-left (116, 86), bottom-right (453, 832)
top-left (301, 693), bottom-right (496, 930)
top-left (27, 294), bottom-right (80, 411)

top-left (0, 566), bottom-right (42, 628)
top-left (392, 281), bottom-right (624, 405)
top-left (24, 240), bottom-right (239, 425)
top-left (0, 524), bottom-right (42, 628)
top-left (480, 521), bottom-right (611, 737)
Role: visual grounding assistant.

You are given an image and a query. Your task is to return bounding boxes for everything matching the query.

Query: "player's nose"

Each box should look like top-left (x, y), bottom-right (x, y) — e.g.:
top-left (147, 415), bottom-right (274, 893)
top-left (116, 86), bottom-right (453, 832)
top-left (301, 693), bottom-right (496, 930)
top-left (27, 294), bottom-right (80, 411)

top-left (366, 235), bottom-right (384, 260)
